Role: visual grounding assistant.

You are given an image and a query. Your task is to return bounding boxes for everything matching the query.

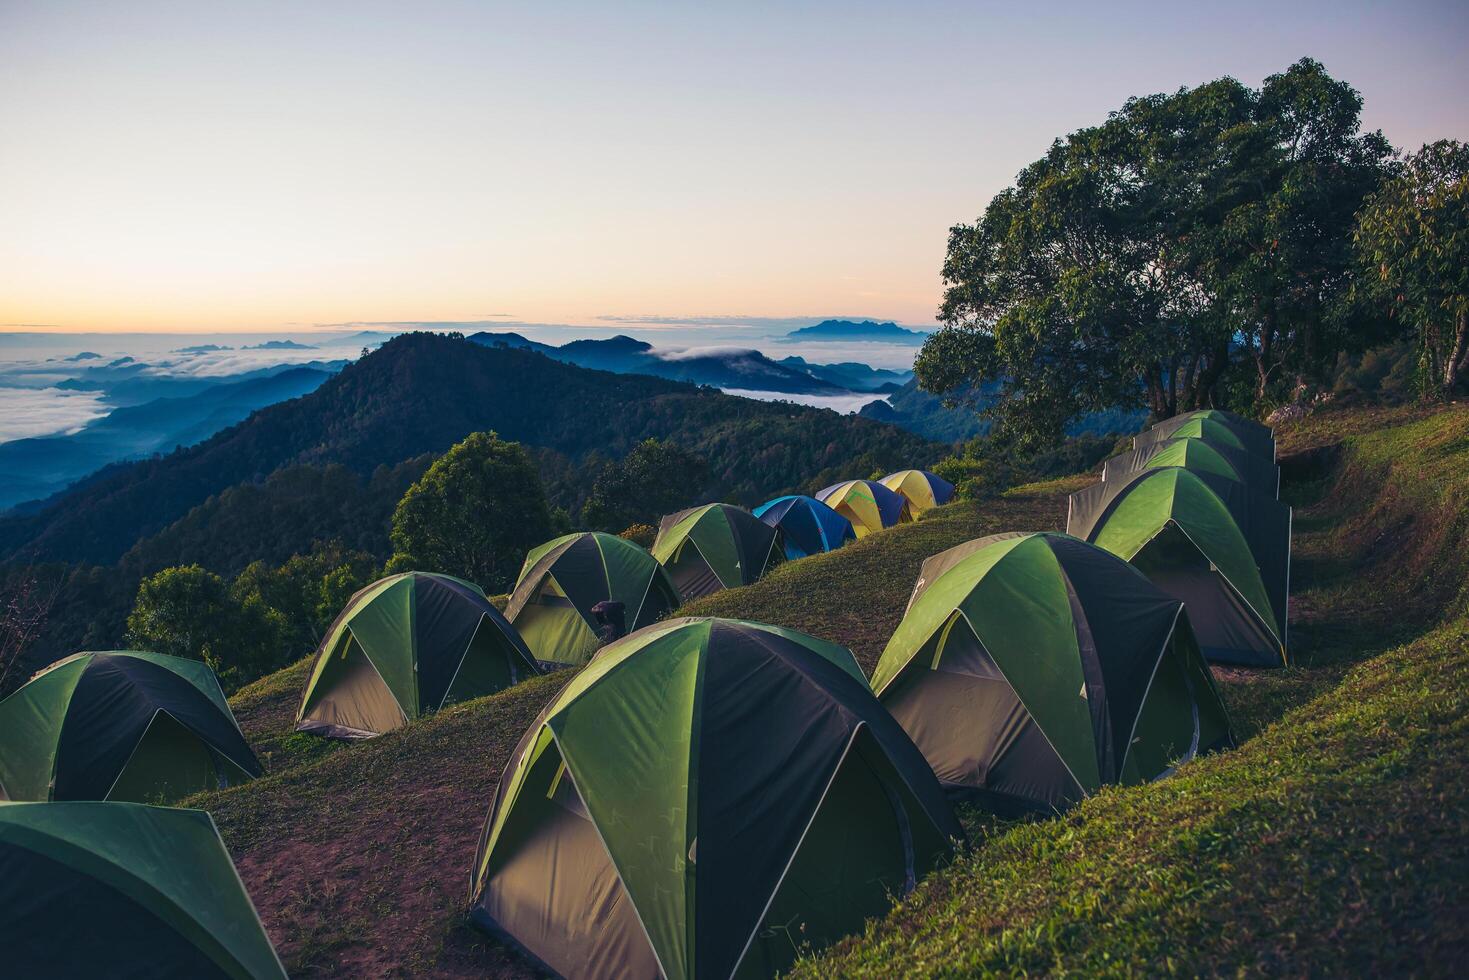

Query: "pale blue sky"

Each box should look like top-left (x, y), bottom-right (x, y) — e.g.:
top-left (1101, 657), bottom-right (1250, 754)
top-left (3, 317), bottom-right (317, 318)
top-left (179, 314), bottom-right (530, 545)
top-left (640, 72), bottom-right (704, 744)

top-left (2, 0), bottom-right (1465, 332)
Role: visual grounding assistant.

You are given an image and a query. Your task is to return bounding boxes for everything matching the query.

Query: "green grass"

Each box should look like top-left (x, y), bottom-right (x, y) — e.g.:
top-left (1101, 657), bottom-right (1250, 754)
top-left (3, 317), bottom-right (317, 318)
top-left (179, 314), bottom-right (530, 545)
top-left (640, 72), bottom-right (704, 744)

top-left (791, 616), bottom-right (1469, 976)
top-left (787, 403), bottom-right (1469, 976)
top-left (207, 406), bottom-right (1469, 976)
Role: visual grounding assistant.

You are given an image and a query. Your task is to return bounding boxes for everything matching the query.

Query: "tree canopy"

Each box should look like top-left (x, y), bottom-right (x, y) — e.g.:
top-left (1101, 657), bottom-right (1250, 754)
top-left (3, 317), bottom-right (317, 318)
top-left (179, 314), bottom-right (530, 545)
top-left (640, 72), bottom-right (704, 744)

top-left (581, 438), bottom-right (708, 532)
top-left (388, 432), bottom-right (554, 592)
top-left (1355, 140), bottom-right (1469, 396)
top-left (919, 59), bottom-right (1393, 447)
top-left (124, 564), bottom-right (289, 691)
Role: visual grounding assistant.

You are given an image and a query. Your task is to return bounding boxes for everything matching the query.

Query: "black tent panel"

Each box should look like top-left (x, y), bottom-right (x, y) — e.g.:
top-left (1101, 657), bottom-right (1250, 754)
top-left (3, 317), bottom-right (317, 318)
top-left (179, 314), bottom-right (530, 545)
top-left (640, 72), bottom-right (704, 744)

top-left (0, 843), bottom-right (233, 979)
top-left (443, 621), bottom-right (520, 708)
top-left (106, 711), bottom-right (221, 803)
top-left (882, 617), bottom-right (1081, 814)
top-left (694, 623), bottom-right (864, 979)
top-left (412, 576), bottom-right (498, 711)
top-left (53, 655), bottom-right (260, 801)
top-left (1048, 535), bottom-right (1181, 782)
top-left (666, 544), bottom-right (722, 600)
top-left (1133, 526), bottom-right (1281, 666)
top-left (553, 536), bottom-right (622, 619)
top-left (735, 730), bottom-right (910, 978)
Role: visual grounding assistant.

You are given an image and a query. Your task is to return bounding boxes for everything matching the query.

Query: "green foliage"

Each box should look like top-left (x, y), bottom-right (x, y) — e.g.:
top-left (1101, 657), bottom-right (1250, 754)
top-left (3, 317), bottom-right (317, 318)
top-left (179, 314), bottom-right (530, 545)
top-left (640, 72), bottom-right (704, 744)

top-left (617, 523), bottom-right (657, 548)
top-left (388, 432), bottom-right (554, 592)
top-left (120, 459), bottom-right (432, 578)
top-left (0, 334), bottom-right (935, 571)
top-left (230, 542), bottom-right (377, 664)
top-left (1328, 339), bottom-right (1419, 404)
top-left (930, 433), bottom-right (1115, 501)
top-left (581, 438), bottom-right (708, 530)
top-left (1355, 139), bottom-right (1469, 397)
top-left (922, 58), bottom-right (1393, 446)
top-left (125, 565), bottom-right (289, 691)
top-left (931, 454), bottom-right (1009, 501)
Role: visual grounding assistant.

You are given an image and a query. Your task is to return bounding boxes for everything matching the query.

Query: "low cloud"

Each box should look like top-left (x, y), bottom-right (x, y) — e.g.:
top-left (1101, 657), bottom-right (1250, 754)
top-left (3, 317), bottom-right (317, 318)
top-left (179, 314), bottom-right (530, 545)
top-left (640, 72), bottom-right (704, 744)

top-left (649, 344), bottom-right (763, 363)
top-left (0, 388), bottom-right (109, 441)
top-left (727, 389), bottom-right (887, 415)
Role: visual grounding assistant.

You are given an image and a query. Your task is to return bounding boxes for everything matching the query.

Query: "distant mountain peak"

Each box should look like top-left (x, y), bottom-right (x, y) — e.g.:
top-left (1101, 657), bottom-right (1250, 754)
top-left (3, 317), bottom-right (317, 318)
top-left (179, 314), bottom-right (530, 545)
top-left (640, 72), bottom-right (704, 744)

top-left (243, 340), bottom-right (315, 350)
top-left (561, 335), bottom-right (653, 353)
top-left (783, 320), bottom-right (930, 344)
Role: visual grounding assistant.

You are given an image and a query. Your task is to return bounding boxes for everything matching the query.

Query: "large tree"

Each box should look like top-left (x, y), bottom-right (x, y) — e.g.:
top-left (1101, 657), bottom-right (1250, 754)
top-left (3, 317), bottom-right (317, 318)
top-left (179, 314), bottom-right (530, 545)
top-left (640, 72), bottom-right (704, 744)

top-left (920, 59), bottom-right (1391, 445)
top-left (388, 432), bottom-right (554, 592)
top-left (1197, 59), bottom-right (1393, 399)
top-left (582, 438), bottom-right (708, 532)
top-left (1355, 140), bottom-right (1469, 396)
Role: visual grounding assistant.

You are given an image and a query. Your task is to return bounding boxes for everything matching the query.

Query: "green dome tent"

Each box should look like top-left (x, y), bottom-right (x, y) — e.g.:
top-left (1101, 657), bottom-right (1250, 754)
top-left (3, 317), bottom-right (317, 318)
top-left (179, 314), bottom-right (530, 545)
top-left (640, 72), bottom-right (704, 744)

top-left (1135, 409), bottom-right (1276, 461)
top-left (297, 572), bottom-right (540, 739)
top-left (505, 532), bottom-right (680, 666)
top-left (1071, 463), bottom-right (1291, 618)
top-left (1102, 436), bottom-right (1281, 497)
top-left (650, 504), bottom-right (782, 600)
top-left (0, 801), bottom-right (286, 979)
top-left (1069, 468), bottom-right (1289, 667)
top-left (872, 533), bottom-right (1233, 815)
top-left (470, 617), bottom-right (962, 980)
top-left (0, 651), bottom-right (261, 804)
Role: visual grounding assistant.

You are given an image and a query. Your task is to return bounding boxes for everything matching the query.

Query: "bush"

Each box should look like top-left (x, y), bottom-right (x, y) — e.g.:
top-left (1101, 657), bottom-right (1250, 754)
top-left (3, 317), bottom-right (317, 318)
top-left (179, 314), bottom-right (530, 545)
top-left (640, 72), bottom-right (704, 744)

top-left (125, 565), bottom-right (289, 692)
top-left (618, 523), bottom-right (657, 548)
top-left (582, 439), bottom-right (708, 530)
top-left (389, 432), bottom-right (555, 592)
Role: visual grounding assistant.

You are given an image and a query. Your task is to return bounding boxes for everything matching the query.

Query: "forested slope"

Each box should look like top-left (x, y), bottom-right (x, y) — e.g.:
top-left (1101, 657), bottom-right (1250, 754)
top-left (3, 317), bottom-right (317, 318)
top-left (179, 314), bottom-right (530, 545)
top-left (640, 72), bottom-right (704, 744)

top-left (0, 332), bottom-right (937, 567)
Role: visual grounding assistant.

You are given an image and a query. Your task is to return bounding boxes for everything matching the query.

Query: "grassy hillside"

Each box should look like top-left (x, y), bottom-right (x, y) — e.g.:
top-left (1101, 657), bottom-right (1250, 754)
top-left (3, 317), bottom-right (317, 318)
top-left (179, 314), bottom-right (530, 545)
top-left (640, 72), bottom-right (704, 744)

top-left (200, 404), bottom-right (1469, 976)
top-left (196, 479), bottom-right (1076, 976)
top-left (794, 403), bottom-right (1469, 975)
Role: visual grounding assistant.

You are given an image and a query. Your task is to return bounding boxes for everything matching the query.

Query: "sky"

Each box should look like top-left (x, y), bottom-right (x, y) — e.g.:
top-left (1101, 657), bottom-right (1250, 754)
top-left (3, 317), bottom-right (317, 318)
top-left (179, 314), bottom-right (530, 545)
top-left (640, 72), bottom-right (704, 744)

top-left (2, 0), bottom-right (1466, 334)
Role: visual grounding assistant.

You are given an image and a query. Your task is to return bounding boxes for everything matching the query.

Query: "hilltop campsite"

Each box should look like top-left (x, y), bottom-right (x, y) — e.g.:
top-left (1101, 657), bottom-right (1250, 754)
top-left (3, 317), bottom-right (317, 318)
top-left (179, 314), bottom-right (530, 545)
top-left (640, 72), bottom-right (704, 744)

top-left (3, 11), bottom-right (1468, 979)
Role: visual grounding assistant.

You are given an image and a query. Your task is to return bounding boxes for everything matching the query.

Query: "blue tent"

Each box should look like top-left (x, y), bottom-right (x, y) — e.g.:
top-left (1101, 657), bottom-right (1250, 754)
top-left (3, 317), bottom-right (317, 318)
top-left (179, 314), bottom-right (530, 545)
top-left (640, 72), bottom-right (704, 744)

top-left (754, 495), bottom-right (857, 559)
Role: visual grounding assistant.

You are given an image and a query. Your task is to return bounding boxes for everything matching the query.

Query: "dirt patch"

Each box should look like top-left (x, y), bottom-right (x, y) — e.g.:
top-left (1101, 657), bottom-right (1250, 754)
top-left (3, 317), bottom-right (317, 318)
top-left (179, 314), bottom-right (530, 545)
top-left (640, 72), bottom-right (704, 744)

top-left (201, 672), bottom-right (570, 977)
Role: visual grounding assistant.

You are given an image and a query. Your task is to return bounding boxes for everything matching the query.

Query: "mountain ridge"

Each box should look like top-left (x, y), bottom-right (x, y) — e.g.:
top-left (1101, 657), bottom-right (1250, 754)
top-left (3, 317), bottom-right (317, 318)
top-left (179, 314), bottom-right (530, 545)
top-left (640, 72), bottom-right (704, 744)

top-left (0, 333), bottom-right (937, 566)
top-left (467, 331), bottom-right (848, 394)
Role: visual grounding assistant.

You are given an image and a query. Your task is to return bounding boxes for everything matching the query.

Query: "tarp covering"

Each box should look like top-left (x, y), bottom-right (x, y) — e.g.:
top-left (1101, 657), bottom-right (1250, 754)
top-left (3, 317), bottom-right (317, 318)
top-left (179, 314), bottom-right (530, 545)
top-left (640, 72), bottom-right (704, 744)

top-left (1134, 410), bottom-right (1276, 461)
top-left (297, 572), bottom-right (539, 738)
top-left (0, 801), bottom-right (287, 979)
top-left (651, 504), bottom-right (781, 600)
top-left (816, 480), bottom-right (911, 537)
top-left (471, 617), bottom-right (961, 980)
top-left (753, 495), bottom-right (856, 559)
top-left (0, 651), bottom-right (260, 803)
top-left (505, 532), bottom-right (680, 665)
top-left (872, 533), bottom-right (1233, 813)
top-left (1069, 468), bottom-right (1288, 666)
top-left (880, 470), bottom-right (956, 516)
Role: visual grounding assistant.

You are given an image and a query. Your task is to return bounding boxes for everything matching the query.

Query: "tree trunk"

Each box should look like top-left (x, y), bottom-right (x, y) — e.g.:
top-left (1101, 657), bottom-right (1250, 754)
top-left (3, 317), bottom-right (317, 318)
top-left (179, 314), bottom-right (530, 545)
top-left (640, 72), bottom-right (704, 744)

top-left (1444, 309), bottom-right (1469, 395)
top-left (1255, 317), bottom-right (1275, 401)
top-left (1191, 343), bottom-right (1231, 410)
